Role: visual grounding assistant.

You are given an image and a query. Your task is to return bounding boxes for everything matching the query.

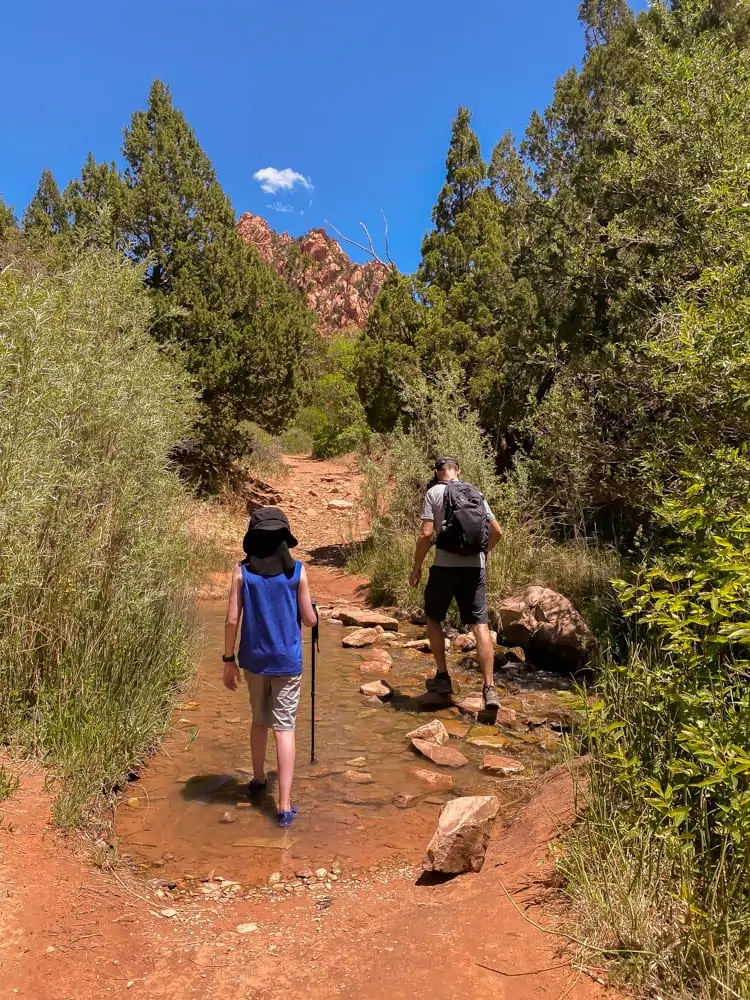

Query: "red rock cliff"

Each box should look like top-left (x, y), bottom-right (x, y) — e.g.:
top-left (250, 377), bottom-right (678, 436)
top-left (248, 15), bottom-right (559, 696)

top-left (237, 212), bottom-right (388, 334)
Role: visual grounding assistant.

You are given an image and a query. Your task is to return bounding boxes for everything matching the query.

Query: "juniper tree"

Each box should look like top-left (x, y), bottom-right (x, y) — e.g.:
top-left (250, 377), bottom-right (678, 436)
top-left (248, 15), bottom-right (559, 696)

top-left (120, 80), bottom-right (317, 482)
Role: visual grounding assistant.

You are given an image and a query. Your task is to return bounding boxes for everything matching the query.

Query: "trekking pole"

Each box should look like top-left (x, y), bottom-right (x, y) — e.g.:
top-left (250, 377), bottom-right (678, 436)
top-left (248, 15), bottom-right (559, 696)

top-left (310, 602), bottom-right (319, 765)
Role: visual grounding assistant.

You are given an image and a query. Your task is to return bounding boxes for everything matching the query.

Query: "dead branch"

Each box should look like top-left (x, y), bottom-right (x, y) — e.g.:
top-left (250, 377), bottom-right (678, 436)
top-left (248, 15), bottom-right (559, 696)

top-left (324, 218), bottom-right (398, 272)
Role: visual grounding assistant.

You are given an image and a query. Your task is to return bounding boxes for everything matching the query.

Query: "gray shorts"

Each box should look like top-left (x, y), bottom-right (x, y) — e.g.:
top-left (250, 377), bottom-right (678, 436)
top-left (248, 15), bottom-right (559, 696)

top-left (244, 672), bottom-right (301, 731)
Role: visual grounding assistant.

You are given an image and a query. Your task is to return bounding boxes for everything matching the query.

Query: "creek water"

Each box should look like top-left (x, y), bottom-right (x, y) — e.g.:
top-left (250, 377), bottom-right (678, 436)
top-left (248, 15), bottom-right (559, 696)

top-left (116, 604), bottom-right (572, 885)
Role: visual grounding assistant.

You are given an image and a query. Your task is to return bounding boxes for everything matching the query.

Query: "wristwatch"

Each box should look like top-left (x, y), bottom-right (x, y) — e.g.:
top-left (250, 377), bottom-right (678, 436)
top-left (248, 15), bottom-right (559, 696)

top-left (222, 654), bottom-right (236, 663)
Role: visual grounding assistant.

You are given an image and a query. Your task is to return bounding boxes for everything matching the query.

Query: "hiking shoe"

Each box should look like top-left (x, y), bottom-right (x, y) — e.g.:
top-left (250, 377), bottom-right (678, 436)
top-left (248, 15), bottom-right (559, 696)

top-left (247, 778), bottom-right (268, 796)
top-left (278, 806), bottom-right (298, 828)
top-left (483, 684), bottom-right (500, 710)
top-left (426, 671), bottom-right (453, 696)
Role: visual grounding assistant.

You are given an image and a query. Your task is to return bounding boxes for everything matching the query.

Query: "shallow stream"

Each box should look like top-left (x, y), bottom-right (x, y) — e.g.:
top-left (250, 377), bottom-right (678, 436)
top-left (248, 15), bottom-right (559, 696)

top-left (116, 605), bottom-right (574, 886)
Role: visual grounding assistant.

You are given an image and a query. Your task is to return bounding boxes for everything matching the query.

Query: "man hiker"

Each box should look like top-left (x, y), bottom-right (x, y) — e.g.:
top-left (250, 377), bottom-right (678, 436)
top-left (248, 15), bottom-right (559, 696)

top-left (409, 456), bottom-right (503, 710)
top-left (223, 506), bottom-right (318, 827)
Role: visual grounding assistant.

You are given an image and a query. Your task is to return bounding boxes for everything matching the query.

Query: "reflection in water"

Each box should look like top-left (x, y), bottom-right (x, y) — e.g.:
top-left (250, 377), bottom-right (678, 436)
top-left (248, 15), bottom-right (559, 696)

top-left (116, 604), bottom-right (566, 883)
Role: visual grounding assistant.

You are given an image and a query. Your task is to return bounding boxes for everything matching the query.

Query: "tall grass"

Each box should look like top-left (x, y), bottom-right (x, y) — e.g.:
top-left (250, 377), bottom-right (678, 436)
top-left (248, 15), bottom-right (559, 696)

top-left (0, 246), bottom-right (198, 825)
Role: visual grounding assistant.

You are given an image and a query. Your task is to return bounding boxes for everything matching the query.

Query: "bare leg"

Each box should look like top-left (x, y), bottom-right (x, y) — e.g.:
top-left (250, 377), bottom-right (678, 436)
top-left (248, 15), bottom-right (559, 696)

top-left (251, 723), bottom-right (268, 782)
top-left (426, 616), bottom-right (448, 673)
top-left (274, 729), bottom-right (296, 813)
top-left (473, 623), bottom-right (495, 688)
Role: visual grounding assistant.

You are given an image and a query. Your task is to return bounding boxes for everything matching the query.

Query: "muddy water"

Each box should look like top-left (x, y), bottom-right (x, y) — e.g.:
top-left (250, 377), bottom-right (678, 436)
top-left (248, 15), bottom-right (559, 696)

top-left (116, 605), bottom-right (569, 885)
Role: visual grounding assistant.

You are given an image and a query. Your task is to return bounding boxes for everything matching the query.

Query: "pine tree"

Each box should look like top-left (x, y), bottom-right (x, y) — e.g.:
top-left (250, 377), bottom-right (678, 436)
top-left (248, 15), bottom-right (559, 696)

top-left (64, 153), bottom-right (125, 239)
top-left (579, 0), bottom-right (633, 47)
top-left (22, 169), bottom-right (70, 239)
top-left (120, 81), bottom-right (317, 481)
top-left (0, 195), bottom-right (17, 240)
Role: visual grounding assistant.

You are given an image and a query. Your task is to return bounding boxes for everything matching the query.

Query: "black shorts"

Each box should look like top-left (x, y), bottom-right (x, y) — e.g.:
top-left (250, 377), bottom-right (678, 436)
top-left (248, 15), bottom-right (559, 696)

top-left (424, 565), bottom-right (488, 626)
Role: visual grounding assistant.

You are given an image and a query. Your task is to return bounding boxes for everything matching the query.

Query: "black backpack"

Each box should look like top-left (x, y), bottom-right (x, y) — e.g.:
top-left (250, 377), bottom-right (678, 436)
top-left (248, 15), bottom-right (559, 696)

top-left (435, 481), bottom-right (489, 556)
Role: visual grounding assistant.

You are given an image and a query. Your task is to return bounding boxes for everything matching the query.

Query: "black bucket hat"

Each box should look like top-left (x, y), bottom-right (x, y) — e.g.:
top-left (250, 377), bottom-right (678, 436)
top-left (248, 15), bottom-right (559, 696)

top-left (246, 506), bottom-right (298, 548)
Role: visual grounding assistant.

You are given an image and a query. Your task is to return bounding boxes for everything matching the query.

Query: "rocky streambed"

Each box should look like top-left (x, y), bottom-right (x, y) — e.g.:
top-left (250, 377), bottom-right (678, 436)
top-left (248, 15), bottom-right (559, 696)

top-left (114, 602), bottom-right (582, 900)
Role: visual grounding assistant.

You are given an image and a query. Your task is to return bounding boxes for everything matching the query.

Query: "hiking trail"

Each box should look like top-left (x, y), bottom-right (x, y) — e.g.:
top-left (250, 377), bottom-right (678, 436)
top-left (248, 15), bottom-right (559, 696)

top-left (0, 453), bottom-right (615, 999)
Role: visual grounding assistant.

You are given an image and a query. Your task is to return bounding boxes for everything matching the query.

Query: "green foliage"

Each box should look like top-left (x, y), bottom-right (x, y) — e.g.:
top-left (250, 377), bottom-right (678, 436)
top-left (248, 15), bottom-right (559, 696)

top-left (0, 195), bottom-right (17, 239)
top-left (0, 246), bottom-right (197, 825)
top-left (563, 471), bottom-right (750, 995)
top-left (118, 81), bottom-right (318, 484)
top-left (22, 168), bottom-right (71, 241)
top-left (298, 334), bottom-right (370, 458)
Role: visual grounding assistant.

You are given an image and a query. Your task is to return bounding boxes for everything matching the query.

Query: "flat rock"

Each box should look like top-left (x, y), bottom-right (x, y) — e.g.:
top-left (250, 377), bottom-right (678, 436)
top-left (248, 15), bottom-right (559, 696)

top-left (452, 694), bottom-right (484, 714)
top-left (467, 733), bottom-right (509, 749)
top-left (359, 660), bottom-right (392, 675)
top-left (359, 679), bottom-right (392, 699)
top-left (411, 739), bottom-right (468, 768)
top-left (403, 638), bottom-right (432, 652)
top-left (422, 795), bottom-right (501, 874)
top-left (481, 754), bottom-right (525, 775)
top-left (344, 626), bottom-right (384, 648)
top-left (359, 648), bottom-right (393, 665)
top-left (404, 719), bottom-right (449, 746)
top-left (334, 608), bottom-right (399, 631)
top-left (327, 498), bottom-right (355, 510)
top-left (496, 707), bottom-right (519, 727)
top-left (444, 719), bottom-right (470, 739)
top-left (343, 770), bottom-right (374, 784)
top-left (412, 768), bottom-right (455, 790)
top-left (233, 835), bottom-right (298, 850)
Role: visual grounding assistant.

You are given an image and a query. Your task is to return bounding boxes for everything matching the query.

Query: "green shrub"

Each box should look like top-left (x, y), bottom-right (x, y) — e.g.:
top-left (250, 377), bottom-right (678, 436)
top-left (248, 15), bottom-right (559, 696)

top-left (0, 247), bottom-right (197, 825)
top-left (562, 468), bottom-right (750, 997)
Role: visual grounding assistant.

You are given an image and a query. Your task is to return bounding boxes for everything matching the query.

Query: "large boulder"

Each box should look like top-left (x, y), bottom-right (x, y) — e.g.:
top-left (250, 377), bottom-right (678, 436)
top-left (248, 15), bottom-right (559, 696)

top-left (496, 586), bottom-right (595, 670)
top-left (422, 795), bottom-right (500, 874)
top-left (334, 608), bottom-right (399, 631)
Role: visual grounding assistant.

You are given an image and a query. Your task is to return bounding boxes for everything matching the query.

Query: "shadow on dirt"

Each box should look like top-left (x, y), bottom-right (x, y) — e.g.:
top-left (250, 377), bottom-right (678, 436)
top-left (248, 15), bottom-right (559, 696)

top-left (306, 540), bottom-right (362, 568)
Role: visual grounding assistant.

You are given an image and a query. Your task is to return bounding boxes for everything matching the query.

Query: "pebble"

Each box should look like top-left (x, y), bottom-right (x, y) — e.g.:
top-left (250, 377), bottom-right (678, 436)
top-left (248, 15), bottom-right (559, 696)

top-left (236, 923), bottom-right (259, 934)
top-left (224, 716), bottom-right (242, 725)
top-left (126, 797), bottom-right (139, 808)
top-left (332, 865), bottom-right (342, 875)
top-left (268, 871), bottom-right (282, 885)
top-left (160, 908), bottom-right (178, 918)
top-left (315, 868), bottom-right (328, 880)
top-left (219, 811), bottom-right (235, 824)
top-left (346, 757), bottom-right (367, 767)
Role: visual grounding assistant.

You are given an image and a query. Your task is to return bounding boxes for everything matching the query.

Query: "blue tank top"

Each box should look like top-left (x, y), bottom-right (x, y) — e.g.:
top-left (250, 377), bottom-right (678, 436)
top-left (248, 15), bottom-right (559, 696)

top-left (238, 561), bottom-right (303, 676)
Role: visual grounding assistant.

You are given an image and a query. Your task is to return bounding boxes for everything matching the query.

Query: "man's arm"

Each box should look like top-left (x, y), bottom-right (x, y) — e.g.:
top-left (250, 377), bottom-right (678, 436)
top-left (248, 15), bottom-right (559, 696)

top-left (409, 519), bottom-right (434, 587)
top-left (223, 564), bottom-right (243, 691)
top-left (487, 519), bottom-right (502, 553)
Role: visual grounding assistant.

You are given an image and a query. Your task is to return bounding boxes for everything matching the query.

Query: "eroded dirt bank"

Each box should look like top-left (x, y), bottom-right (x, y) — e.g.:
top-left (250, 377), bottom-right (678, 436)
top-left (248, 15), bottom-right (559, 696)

top-left (0, 454), bottom-right (615, 999)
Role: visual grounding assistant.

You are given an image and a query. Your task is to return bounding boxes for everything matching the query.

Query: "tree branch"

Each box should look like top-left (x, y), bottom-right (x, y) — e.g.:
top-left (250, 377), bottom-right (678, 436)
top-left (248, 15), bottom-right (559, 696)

top-left (324, 218), bottom-right (398, 272)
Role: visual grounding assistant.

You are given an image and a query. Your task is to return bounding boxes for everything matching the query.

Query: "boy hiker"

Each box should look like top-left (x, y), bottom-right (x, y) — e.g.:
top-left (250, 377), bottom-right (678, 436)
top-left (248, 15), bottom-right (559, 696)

top-left (223, 506), bottom-right (317, 827)
top-left (409, 456), bottom-right (503, 711)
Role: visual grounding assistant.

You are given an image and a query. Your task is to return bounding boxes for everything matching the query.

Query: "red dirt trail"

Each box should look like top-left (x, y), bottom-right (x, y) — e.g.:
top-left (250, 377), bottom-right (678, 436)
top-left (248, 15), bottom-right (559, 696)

top-left (0, 454), bottom-right (615, 1000)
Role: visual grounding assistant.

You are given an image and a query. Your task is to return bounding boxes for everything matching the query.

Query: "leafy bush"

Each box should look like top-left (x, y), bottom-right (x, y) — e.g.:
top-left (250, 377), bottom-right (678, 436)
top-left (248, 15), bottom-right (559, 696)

top-left (562, 469), bottom-right (750, 997)
top-left (0, 247), bottom-right (197, 825)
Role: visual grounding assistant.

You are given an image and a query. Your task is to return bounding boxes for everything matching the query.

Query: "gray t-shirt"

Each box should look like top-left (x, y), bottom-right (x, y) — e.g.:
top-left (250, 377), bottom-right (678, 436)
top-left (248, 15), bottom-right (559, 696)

top-left (421, 481), bottom-right (495, 568)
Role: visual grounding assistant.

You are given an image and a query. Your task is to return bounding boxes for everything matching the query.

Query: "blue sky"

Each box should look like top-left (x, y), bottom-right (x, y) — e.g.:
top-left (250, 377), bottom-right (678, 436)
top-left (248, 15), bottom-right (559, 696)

top-left (1, 1), bottom-right (643, 272)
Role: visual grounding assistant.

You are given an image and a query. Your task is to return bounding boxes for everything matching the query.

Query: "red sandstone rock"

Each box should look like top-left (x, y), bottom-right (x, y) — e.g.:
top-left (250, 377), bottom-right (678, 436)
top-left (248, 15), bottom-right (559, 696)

top-left (412, 769), bottom-right (455, 790)
top-left (422, 795), bottom-right (501, 874)
top-left (236, 212), bottom-right (388, 334)
top-left (411, 739), bottom-right (468, 768)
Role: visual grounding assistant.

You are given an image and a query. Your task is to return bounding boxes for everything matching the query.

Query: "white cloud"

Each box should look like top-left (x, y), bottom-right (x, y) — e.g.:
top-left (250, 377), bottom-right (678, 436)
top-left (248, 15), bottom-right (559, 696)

top-left (267, 201), bottom-right (295, 214)
top-left (253, 167), bottom-right (312, 195)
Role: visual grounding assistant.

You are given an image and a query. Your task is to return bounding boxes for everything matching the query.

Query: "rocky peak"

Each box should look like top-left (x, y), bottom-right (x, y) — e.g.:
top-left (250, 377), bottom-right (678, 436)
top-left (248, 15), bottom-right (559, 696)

top-left (237, 212), bottom-right (388, 334)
